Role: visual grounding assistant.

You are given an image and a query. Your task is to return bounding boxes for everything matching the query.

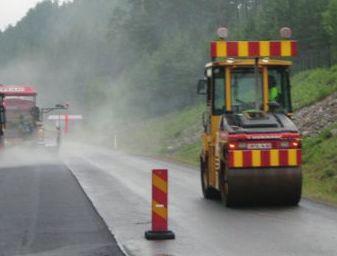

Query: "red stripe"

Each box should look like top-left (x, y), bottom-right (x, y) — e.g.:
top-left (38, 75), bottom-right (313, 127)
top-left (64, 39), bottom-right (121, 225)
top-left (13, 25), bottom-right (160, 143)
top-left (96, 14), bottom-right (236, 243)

top-left (297, 149), bottom-right (302, 165)
top-left (210, 42), bottom-right (217, 58)
top-left (248, 41), bottom-right (260, 57)
top-left (270, 41), bottom-right (281, 56)
top-left (151, 169), bottom-right (168, 232)
top-left (152, 212), bottom-right (167, 231)
top-left (153, 186), bottom-right (167, 205)
top-left (279, 150), bottom-right (288, 167)
top-left (243, 151), bottom-right (252, 167)
top-left (291, 41), bottom-right (297, 56)
top-left (153, 169), bottom-right (167, 181)
top-left (261, 150), bottom-right (270, 167)
top-left (227, 42), bottom-right (238, 56)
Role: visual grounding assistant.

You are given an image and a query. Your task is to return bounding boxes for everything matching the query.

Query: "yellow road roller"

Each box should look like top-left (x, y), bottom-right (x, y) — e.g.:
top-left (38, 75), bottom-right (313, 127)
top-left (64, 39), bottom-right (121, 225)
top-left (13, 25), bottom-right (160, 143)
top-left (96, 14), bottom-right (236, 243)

top-left (197, 27), bottom-right (302, 206)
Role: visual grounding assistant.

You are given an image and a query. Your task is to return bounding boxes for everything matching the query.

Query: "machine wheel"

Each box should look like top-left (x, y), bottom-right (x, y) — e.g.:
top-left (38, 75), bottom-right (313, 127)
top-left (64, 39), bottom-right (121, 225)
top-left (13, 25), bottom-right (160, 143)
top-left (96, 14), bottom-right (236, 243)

top-left (219, 161), bottom-right (234, 207)
top-left (288, 195), bottom-right (301, 206)
top-left (219, 161), bottom-right (302, 206)
top-left (200, 157), bottom-right (219, 200)
top-left (285, 178), bottom-right (302, 206)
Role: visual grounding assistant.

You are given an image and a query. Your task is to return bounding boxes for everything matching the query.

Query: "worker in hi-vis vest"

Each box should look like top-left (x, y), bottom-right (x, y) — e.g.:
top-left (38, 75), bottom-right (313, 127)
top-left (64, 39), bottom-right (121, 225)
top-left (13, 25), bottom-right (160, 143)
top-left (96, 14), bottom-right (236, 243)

top-left (269, 75), bottom-right (281, 102)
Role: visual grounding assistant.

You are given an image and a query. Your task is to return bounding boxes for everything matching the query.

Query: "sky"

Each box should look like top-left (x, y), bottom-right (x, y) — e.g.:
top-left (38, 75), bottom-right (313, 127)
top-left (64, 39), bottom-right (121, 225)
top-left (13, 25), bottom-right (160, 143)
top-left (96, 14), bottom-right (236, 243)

top-left (0, 0), bottom-right (71, 31)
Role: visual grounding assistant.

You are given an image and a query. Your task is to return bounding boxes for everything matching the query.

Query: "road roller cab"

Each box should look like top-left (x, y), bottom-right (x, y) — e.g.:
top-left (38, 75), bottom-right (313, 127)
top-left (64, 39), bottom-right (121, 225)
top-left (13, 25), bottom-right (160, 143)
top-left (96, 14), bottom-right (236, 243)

top-left (198, 28), bottom-right (302, 206)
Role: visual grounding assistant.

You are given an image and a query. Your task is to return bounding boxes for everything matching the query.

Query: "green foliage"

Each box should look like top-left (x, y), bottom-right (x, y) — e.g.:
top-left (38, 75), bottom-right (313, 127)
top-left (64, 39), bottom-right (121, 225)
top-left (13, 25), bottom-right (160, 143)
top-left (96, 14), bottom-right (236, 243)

top-left (302, 123), bottom-right (337, 203)
top-left (292, 65), bottom-right (337, 109)
top-left (235, 0), bottom-right (330, 45)
top-left (117, 104), bottom-right (203, 156)
top-left (0, 0), bottom-right (336, 119)
top-left (323, 0), bottom-right (337, 62)
top-left (172, 142), bottom-right (200, 166)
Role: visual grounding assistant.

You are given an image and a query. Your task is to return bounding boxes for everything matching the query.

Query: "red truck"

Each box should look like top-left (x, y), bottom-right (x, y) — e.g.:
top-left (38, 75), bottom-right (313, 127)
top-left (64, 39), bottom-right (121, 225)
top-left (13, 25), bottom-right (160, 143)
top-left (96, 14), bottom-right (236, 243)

top-left (0, 85), bottom-right (41, 146)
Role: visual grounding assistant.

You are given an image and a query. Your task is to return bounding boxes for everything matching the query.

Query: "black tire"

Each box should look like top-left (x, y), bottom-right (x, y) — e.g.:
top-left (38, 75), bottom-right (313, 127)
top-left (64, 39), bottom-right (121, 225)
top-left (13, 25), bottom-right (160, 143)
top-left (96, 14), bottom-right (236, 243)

top-left (286, 181), bottom-right (302, 206)
top-left (219, 161), bottom-right (234, 207)
top-left (200, 157), bottom-right (220, 200)
top-left (288, 196), bottom-right (301, 206)
top-left (219, 163), bottom-right (302, 207)
top-left (277, 169), bottom-right (302, 206)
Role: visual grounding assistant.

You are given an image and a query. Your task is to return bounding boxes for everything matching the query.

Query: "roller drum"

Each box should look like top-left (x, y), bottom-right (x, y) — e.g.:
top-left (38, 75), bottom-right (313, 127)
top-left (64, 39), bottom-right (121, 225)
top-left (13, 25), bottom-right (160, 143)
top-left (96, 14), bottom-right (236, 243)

top-left (226, 167), bottom-right (302, 205)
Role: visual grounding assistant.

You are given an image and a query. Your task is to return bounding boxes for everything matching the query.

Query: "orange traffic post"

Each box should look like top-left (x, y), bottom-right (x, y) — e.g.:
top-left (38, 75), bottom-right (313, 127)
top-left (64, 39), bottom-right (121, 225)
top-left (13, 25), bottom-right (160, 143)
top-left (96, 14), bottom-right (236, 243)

top-left (145, 169), bottom-right (175, 240)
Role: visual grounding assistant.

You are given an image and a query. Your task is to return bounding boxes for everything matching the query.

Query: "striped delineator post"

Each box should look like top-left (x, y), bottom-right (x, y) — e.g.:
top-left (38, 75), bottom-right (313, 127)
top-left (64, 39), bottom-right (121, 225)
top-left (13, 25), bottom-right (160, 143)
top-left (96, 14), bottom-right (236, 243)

top-left (64, 113), bottom-right (69, 134)
top-left (145, 169), bottom-right (175, 240)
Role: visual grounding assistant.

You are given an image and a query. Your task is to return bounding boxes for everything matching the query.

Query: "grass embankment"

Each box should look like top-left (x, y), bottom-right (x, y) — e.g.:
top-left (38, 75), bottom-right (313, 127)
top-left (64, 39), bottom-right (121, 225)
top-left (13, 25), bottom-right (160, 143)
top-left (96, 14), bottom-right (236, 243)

top-left (119, 105), bottom-right (202, 165)
top-left (302, 126), bottom-right (337, 204)
top-left (292, 65), bottom-right (337, 110)
top-left (120, 65), bottom-right (337, 204)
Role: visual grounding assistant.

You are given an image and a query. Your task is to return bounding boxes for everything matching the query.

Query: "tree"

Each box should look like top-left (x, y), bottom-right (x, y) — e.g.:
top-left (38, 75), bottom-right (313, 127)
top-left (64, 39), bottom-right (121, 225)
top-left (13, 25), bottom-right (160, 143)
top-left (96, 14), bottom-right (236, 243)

top-left (323, 0), bottom-right (337, 62)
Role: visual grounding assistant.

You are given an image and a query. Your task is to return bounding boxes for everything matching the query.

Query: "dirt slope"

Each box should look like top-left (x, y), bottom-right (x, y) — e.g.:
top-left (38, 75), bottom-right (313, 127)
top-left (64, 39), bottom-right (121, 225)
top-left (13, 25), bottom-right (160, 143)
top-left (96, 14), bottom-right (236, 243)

top-left (294, 92), bottom-right (337, 135)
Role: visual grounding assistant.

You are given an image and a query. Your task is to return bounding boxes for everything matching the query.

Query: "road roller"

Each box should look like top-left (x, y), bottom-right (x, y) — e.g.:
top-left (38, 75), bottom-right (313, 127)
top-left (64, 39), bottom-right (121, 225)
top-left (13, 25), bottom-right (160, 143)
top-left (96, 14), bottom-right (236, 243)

top-left (197, 27), bottom-right (302, 206)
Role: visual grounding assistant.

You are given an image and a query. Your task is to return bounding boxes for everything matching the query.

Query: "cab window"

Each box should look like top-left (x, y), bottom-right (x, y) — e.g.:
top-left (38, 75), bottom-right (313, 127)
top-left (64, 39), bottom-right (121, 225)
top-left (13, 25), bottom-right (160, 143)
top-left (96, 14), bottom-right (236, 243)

top-left (212, 67), bottom-right (225, 115)
top-left (268, 68), bottom-right (291, 112)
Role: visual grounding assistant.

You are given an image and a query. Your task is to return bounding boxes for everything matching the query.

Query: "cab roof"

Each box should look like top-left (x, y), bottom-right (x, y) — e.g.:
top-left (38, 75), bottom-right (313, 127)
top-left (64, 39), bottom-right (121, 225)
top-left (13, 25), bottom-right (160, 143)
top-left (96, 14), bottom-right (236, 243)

top-left (205, 59), bottom-right (292, 69)
top-left (0, 85), bottom-right (37, 96)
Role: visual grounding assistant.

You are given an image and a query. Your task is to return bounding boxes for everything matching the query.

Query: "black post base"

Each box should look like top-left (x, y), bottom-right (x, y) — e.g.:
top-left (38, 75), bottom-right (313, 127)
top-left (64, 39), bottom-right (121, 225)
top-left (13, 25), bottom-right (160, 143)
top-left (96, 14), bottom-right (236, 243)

top-left (145, 230), bottom-right (175, 240)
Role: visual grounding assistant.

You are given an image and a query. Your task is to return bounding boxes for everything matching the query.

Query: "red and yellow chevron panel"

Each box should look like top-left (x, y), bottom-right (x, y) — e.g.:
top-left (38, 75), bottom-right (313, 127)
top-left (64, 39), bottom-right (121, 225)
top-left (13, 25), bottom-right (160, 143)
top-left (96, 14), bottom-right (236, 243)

top-left (210, 41), bottom-right (297, 58)
top-left (228, 149), bottom-right (301, 168)
top-left (152, 169), bottom-right (168, 231)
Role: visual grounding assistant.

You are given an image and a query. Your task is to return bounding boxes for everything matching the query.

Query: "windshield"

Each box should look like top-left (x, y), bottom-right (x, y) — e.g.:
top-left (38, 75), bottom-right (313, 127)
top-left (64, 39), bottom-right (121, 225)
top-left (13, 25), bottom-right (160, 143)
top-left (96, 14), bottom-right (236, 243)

top-left (231, 68), bottom-right (263, 113)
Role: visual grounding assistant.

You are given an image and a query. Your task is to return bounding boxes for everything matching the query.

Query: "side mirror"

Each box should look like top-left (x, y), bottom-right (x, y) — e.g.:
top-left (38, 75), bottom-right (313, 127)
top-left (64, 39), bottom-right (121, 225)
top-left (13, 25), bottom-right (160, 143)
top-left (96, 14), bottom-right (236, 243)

top-left (197, 79), bottom-right (207, 95)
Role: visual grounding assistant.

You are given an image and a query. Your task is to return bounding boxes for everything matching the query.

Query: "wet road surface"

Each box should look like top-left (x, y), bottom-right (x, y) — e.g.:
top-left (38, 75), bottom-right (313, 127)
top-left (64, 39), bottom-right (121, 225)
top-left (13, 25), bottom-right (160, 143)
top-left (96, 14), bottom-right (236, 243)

top-left (65, 144), bottom-right (337, 256)
top-left (0, 155), bottom-right (124, 256)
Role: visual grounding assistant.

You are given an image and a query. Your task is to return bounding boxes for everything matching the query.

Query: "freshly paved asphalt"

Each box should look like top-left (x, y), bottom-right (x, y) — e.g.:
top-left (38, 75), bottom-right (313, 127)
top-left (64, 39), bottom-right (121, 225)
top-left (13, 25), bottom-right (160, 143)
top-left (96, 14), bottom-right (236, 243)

top-left (0, 150), bottom-right (124, 256)
top-left (64, 143), bottom-right (337, 256)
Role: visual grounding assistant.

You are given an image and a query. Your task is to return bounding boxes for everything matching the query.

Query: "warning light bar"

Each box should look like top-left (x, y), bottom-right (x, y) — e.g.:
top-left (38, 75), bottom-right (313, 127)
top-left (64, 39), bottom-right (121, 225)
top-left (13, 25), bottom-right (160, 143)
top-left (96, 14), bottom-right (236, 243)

top-left (210, 40), bottom-right (297, 58)
top-left (0, 85), bottom-right (37, 96)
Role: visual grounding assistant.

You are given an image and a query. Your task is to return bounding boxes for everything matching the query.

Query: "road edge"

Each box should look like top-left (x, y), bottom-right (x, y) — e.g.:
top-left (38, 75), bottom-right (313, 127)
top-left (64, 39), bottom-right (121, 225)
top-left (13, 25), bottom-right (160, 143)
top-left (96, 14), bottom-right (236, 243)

top-left (65, 163), bottom-right (130, 256)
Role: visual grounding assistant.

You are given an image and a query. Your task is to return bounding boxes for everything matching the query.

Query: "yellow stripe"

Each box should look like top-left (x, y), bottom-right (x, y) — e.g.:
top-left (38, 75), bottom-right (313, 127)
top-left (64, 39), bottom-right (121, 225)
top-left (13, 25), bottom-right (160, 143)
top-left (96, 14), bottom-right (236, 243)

top-left (152, 200), bottom-right (167, 219)
top-left (263, 66), bottom-right (269, 111)
top-left (153, 175), bottom-right (167, 193)
top-left (288, 149), bottom-right (297, 166)
top-left (281, 41), bottom-right (291, 56)
top-left (270, 149), bottom-right (279, 166)
top-left (233, 150), bottom-right (243, 167)
top-left (225, 67), bottom-right (231, 111)
top-left (252, 150), bottom-right (261, 167)
top-left (260, 41), bottom-right (270, 56)
top-left (238, 41), bottom-right (248, 57)
top-left (217, 41), bottom-right (227, 57)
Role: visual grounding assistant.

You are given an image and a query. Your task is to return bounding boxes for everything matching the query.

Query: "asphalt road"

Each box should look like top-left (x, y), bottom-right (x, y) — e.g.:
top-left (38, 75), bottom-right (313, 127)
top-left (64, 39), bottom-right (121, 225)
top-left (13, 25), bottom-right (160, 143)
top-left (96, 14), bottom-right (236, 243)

top-left (64, 143), bottom-right (337, 256)
top-left (0, 149), bottom-right (124, 256)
